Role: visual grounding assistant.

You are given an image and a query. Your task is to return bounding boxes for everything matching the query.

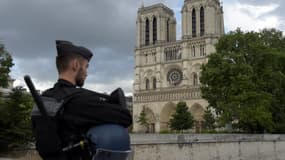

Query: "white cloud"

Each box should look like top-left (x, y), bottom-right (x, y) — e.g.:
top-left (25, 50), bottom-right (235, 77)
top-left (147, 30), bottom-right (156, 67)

top-left (239, 3), bottom-right (279, 19)
top-left (13, 78), bottom-right (55, 92)
top-left (224, 1), bottom-right (281, 32)
top-left (85, 78), bottom-right (134, 96)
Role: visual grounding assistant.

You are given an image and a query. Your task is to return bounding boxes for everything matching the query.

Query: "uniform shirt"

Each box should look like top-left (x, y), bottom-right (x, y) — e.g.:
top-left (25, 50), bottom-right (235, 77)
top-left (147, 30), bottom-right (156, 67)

top-left (42, 79), bottom-right (132, 134)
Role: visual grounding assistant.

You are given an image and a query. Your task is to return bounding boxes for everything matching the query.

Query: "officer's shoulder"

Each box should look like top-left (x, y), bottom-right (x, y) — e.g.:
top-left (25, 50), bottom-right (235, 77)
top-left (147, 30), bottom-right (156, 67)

top-left (77, 88), bottom-right (101, 96)
top-left (77, 88), bottom-right (93, 94)
top-left (41, 88), bottom-right (54, 96)
top-left (77, 88), bottom-right (108, 102)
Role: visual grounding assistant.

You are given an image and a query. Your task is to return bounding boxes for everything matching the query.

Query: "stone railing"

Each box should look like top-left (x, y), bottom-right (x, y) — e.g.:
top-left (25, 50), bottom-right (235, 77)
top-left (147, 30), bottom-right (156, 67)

top-left (129, 134), bottom-right (285, 160)
top-left (0, 150), bottom-right (41, 160)
top-left (133, 86), bottom-right (201, 103)
top-left (1, 134), bottom-right (285, 160)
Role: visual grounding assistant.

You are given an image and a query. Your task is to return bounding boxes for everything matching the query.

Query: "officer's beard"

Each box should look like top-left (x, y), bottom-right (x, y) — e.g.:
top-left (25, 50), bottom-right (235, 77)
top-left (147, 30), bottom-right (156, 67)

top-left (75, 67), bottom-right (85, 87)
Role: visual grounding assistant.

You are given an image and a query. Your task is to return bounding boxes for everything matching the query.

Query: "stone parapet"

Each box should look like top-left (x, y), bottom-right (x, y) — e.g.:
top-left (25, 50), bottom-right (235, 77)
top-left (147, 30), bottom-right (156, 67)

top-left (130, 134), bottom-right (285, 144)
top-left (1, 134), bottom-right (285, 160)
top-left (134, 86), bottom-right (201, 103)
top-left (130, 134), bottom-right (285, 160)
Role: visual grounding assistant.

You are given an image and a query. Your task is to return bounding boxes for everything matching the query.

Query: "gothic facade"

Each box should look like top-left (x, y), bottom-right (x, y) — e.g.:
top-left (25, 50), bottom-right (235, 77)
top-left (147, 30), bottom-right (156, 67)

top-left (133, 0), bottom-right (224, 133)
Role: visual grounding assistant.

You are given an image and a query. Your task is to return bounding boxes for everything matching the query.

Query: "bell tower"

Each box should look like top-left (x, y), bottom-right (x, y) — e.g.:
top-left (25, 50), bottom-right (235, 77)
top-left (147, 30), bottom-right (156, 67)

top-left (133, 1), bottom-right (224, 133)
top-left (182, 0), bottom-right (224, 39)
top-left (136, 3), bottom-right (176, 47)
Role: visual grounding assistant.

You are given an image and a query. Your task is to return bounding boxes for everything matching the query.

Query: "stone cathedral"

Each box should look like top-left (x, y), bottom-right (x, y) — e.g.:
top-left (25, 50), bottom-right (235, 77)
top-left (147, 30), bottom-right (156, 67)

top-left (133, 0), bottom-right (224, 133)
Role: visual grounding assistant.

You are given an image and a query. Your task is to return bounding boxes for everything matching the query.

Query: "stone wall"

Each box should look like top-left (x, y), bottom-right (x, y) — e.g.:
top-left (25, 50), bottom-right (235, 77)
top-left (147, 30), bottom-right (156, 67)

top-left (0, 150), bottom-right (41, 160)
top-left (1, 134), bottom-right (285, 160)
top-left (130, 134), bottom-right (285, 160)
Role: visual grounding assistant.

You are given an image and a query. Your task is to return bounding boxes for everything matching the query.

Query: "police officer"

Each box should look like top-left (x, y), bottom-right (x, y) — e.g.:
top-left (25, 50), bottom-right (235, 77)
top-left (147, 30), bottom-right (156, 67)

top-left (42, 40), bottom-right (132, 159)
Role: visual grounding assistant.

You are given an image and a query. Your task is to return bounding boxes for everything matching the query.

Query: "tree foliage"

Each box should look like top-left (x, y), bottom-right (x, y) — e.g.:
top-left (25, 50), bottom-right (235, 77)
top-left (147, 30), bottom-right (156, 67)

top-left (0, 42), bottom-right (33, 151)
top-left (200, 28), bottom-right (285, 133)
top-left (202, 107), bottom-right (216, 131)
top-left (169, 102), bottom-right (194, 132)
top-left (137, 107), bottom-right (149, 131)
top-left (0, 44), bottom-right (14, 88)
top-left (0, 86), bottom-right (34, 151)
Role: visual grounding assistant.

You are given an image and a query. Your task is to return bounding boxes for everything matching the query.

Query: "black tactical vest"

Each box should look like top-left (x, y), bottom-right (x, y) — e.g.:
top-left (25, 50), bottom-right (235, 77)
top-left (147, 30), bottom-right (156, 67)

top-left (31, 96), bottom-right (66, 159)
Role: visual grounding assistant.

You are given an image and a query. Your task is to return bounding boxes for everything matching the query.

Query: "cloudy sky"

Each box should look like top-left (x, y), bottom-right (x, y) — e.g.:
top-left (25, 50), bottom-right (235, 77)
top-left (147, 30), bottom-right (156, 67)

top-left (0, 0), bottom-right (284, 95)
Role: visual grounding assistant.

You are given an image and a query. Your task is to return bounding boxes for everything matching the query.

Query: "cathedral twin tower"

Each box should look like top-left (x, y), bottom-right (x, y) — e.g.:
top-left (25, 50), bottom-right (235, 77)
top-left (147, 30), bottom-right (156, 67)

top-left (133, 0), bottom-right (224, 133)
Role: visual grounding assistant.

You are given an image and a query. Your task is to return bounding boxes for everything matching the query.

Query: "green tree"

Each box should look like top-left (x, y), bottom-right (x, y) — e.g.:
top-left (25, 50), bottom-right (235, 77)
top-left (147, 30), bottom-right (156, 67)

top-left (0, 44), bottom-right (14, 88)
top-left (137, 107), bottom-right (149, 132)
top-left (200, 28), bottom-right (285, 133)
top-left (0, 86), bottom-right (34, 151)
top-left (202, 107), bottom-right (216, 131)
top-left (259, 29), bottom-right (285, 133)
top-left (169, 102), bottom-right (194, 132)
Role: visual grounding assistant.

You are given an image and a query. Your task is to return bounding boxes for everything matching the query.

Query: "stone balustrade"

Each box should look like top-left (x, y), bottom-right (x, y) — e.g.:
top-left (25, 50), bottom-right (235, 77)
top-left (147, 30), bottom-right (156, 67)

top-left (134, 86), bottom-right (201, 103)
top-left (2, 134), bottom-right (284, 160)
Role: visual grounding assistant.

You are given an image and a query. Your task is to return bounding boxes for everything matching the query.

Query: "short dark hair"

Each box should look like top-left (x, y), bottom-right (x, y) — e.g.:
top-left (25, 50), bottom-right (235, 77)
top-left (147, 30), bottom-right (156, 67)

top-left (56, 53), bottom-right (85, 74)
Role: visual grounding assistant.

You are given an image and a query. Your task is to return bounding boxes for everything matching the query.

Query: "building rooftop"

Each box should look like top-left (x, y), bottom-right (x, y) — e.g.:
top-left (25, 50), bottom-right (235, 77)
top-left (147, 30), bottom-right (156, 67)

top-left (0, 87), bottom-right (12, 97)
top-left (138, 3), bottom-right (174, 15)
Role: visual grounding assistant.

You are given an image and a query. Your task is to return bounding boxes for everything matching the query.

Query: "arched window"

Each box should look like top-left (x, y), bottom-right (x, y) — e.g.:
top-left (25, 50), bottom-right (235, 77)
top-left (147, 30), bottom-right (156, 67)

top-left (153, 17), bottom-right (157, 44)
top-left (146, 78), bottom-right (150, 90)
top-left (153, 78), bottom-right (157, 90)
top-left (145, 18), bottom-right (150, 45)
top-left (177, 49), bottom-right (182, 59)
top-left (153, 53), bottom-right (157, 63)
top-left (193, 73), bottom-right (198, 86)
top-left (192, 8), bottom-right (196, 37)
top-left (192, 46), bottom-right (196, 57)
top-left (200, 45), bottom-right (203, 56)
top-left (200, 7), bottom-right (205, 36)
top-left (166, 19), bottom-right (170, 42)
top-left (145, 54), bottom-right (148, 64)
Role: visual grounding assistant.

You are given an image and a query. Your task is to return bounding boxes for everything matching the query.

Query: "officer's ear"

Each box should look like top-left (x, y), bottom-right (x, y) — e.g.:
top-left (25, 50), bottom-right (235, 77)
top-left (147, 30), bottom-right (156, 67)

top-left (71, 59), bottom-right (80, 72)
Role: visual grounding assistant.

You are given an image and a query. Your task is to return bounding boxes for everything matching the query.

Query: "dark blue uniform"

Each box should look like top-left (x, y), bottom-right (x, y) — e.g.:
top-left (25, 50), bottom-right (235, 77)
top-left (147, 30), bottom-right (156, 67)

top-left (42, 79), bottom-right (132, 159)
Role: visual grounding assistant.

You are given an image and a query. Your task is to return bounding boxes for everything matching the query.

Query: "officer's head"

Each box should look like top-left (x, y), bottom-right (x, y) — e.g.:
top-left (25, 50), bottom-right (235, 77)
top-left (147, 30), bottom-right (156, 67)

top-left (55, 40), bottom-right (93, 87)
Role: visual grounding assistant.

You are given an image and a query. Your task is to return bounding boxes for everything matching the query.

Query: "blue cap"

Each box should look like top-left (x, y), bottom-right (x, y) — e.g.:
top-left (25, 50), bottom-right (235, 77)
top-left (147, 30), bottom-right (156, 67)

top-left (56, 40), bottom-right (93, 61)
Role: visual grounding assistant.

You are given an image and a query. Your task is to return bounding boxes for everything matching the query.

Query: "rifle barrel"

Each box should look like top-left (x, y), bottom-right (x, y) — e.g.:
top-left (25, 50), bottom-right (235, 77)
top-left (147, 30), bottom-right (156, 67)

top-left (24, 75), bottom-right (48, 117)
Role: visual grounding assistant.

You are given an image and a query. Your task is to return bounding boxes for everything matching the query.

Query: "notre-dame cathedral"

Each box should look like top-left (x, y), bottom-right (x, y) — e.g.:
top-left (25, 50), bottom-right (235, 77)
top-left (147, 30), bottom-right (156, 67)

top-left (133, 0), bottom-right (224, 133)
